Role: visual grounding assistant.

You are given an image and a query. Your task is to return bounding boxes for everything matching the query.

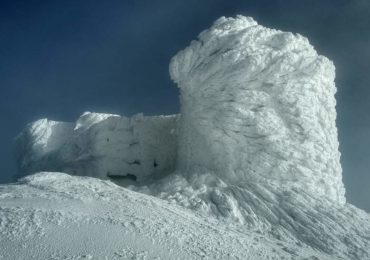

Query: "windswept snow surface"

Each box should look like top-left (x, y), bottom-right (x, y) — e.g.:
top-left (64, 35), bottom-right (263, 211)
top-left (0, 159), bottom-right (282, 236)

top-left (135, 171), bottom-right (370, 259)
top-left (10, 16), bottom-right (370, 259)
top-left (0, 172), bottom-right (334, 260)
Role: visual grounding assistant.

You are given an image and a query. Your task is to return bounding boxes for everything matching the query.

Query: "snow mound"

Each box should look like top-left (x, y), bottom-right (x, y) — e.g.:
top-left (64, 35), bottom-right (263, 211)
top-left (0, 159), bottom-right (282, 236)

top-left (170, 15), bottom-right (344, 204)
top-left (16, 112), bottom-right (178, 181)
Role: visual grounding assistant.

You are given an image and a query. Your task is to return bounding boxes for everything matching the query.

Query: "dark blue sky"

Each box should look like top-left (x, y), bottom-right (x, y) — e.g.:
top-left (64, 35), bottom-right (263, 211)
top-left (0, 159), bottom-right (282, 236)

top-left (1, 0), bottom-right (369, 212)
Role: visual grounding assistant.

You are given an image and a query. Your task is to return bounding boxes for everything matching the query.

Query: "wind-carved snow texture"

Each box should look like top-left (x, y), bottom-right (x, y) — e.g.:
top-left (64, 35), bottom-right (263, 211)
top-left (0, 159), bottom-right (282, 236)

top-left (16, 112), bottom-right (178, 181)
top-left (13, 16), bottom-right (370, 259)
top-left (164, 16), bottom-right (369, 259)
top-left (170, 15), bottom-right (344, 205)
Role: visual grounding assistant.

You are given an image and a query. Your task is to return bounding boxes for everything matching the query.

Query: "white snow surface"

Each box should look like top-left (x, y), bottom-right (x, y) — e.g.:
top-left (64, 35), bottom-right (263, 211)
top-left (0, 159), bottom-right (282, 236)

top-left (8, 16), bottom-right (370, 259)
top-left (0, 172), bottom-right (337, 260)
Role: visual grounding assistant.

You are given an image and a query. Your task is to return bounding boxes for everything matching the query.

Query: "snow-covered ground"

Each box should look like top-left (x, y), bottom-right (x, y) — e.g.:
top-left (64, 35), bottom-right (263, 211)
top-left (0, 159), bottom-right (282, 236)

top-left (2, 16), bottom-right (370, 259)
top-left (0, 172), bottom-right (336, 260)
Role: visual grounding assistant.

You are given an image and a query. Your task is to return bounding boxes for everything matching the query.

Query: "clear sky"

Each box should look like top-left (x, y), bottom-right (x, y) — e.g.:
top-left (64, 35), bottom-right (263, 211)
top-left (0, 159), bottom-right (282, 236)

top-left (0, 0), bottom-right (369, 212)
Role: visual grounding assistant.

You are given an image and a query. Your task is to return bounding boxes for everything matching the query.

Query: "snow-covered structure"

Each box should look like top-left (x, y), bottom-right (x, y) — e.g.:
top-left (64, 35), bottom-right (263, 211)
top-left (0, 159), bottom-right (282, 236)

top-left (16, 16), bottom-right (345, 203)
top-left (170, 15), bottom-right (345, 204)
top-left (13, 15), bottom-right (370, 260)
top-left (16, 112), bottom-right (178, 181)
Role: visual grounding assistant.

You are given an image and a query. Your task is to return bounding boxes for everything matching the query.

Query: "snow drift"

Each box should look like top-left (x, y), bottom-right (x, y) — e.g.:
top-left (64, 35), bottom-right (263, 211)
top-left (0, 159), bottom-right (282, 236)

top-left (13, 16), bottom-right (370, 259)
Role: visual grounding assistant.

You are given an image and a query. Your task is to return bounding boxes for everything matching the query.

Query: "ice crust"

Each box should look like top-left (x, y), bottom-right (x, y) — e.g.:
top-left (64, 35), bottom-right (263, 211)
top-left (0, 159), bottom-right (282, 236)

top-left (14, 16), bottom-right (370, 259)
top-left (16, 112), bottom-right (178, 181)
top-left (170, 15), bottom-right (345, 204)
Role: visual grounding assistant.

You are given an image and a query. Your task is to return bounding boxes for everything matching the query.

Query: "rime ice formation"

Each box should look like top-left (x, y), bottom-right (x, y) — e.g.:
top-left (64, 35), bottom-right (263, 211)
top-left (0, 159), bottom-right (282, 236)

top-left (16, 112), bottom-right (177, 181)
top-left (170, 15), bottom-right (345, 204)
top-left (12, 16), bottom-right (370, 260)
top-left (16, 16), bottom-right (345, 203)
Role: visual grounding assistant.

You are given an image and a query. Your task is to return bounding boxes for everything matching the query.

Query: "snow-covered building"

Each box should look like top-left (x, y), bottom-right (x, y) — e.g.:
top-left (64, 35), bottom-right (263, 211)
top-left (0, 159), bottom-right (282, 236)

top-left (17, 16), bottom-right (345, 203)
top-left (16, 112), bottom-right (178, 181)
top-left (12, 16), bottom-right (370, 260)
top-left (170, 15), bottom-right (345, 204)
top-left (16, 16), bottom-right (345, 204)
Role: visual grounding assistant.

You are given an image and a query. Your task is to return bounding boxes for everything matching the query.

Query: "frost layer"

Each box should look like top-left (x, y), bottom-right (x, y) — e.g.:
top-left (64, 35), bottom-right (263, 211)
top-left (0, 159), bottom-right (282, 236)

top-left (170, 15), bottom-right (345, 204)
top-left (16, 112), bottom-right (177, 181)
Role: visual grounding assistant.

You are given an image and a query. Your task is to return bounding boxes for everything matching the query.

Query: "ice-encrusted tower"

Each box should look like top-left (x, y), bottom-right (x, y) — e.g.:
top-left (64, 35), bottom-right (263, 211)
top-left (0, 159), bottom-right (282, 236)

top-left (170, 16), bottom-right (345, 204)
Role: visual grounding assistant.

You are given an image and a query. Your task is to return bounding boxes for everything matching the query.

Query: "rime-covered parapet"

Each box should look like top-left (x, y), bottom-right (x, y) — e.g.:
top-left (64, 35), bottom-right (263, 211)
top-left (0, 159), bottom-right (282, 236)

top-left (170, 15), bottom-right (345, 204)
top-left (15, 112), bottom-right (178, 181)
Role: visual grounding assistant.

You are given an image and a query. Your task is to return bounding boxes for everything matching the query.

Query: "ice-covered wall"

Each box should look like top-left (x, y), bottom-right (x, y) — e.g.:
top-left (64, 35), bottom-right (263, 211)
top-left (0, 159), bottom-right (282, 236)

top-left (16, 112), bottom-right (178, 181)
top-left (170, 16), bottom-right (345, 204)
top-left (15, 119), bottom-right (75, 175)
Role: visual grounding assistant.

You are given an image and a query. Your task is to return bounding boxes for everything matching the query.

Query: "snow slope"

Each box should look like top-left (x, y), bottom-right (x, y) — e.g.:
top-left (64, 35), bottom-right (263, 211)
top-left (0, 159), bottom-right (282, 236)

top-left (135, 171), bottom-right (370, 259)
top-left (0, 172), bottom-right (334, 260)
top-left (9, 16), bottom-right (370, 259)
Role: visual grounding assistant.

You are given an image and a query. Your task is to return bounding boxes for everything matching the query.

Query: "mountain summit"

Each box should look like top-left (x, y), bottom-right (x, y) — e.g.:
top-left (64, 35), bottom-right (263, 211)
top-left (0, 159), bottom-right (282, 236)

top-left (6, 16), bottom-right (370, 259)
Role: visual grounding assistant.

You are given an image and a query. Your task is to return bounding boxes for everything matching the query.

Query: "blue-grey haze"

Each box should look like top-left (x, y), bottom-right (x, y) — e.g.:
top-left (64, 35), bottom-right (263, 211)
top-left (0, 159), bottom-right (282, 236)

top-left (0, 0), bottom-right (369, 212)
